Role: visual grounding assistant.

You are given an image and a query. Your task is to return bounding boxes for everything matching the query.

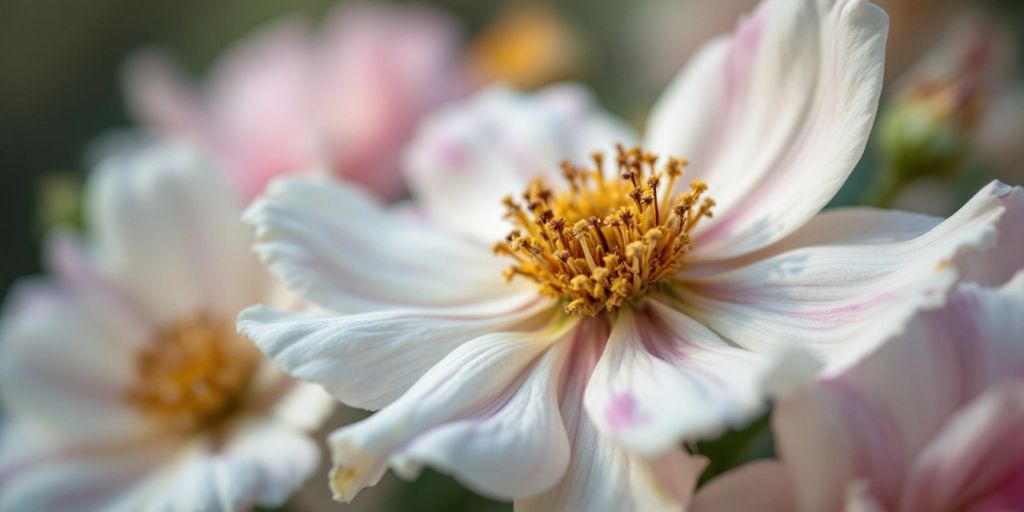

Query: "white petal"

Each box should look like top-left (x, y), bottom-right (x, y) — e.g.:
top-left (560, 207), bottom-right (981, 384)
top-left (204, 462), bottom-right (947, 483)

top-left (517, 323), bottom-right (708, 511)
top-left (0, 437), bottom-right (175, 512)
top-left (583, 301), bottom-right (819, 456)
top-left (88, 144), bottom-right (263, 324)
top-left (238, 294), bottom-right (549, 410)
top-left (677, 181), bottom-right (1011, 365)
top-left (957, 185), bottom-right (1024, 287)
top-left (265, 380), bottom-right (338, 433)
top-left (0, 283), bottom-right (149, 441)
top-left (162, 420), bottom-right (320, 509)
top-left (646, 0), bottom-right (888, 258)
top-left (404, 84), bottom-right (637, 242)
top-left (326, 318), bottom-right (576, 502)
top-left (246, 176), bottom-right (521, 313)
top-left (773, 270), bottom-right (1024, 511)
top-left (391, 338), bottom-right (571, 499)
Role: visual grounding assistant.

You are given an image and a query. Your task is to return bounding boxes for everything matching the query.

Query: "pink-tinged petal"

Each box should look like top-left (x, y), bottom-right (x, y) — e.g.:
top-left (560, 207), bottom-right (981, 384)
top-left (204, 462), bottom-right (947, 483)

top-left (774, 269), bottom-right (1024, 511)
top-left (237, 294), bottom-right (551, 410)
top-left (678, 181), bottom-right (1010, 365)
top-left (121, 50), bottom-right (206, 139)
top-left (326, 318), bottom-right (577, 502)
top-left (900, 380), bottom-right (1024, 512)
top-left (583, 300), bottom-right (819, 456)
top-left (958, 185), bottom-right (1024, 287)
top-left (245, 176), bottom-right (523, 313)
top-left (202, 17), bottom-right (322, 202)
top-left (773, 376), bottom-right (906, 511)
top-left (404, 84), bottom-right (637, 242)
top-left (317, 4), bottom-right (467, 200)
top-left (518, 320), bottom-right (708, 511)
top-left (645, 0), bottom-right (888, 258)
top-left (691, 461), bottom-right (796, 512)
top-left (88, 145), bottom-right (264, 324)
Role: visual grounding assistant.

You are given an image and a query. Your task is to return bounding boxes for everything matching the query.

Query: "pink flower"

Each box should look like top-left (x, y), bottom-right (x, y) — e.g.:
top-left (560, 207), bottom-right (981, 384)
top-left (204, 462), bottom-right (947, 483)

top-left (694, 189), bottom-right (1024, 511)
top-left (123, 3), bottom-right (469, 203)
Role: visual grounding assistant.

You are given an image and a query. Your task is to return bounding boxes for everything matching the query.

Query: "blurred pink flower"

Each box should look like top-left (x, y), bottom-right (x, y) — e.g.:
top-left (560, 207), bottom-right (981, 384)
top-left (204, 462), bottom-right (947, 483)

top-left (694, 188), bottom-right (1024, 512)
top-left (0, 146), bottom-right (334, 510)
top-left (124, 4), bottom-right (469, 203)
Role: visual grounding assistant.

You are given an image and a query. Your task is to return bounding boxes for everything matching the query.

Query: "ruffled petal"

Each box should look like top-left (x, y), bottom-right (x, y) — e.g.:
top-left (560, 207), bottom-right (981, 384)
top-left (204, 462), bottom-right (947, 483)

top-left (645, 0), bottom-right (888, 258)
top-left (677, 181), bottom-right (1011, 365)
top-left (957, 185), bottom-right (1024, 287)
top-left (404, 84), bottom-right (637, 242)
top-left (237, 294), bottom-right (550, 410)
top-left (88, 144), bottom-right (263, 324)
top-left (326, 317), bottom-right (576, 502)
top-left (583, 301), bottom-right (819, 456)
top-left (246, 176), bottom-right (523, 313)
top-left (773, 270), bottom-right (1024, 511)
top-left (517, 321), bottom-right (708, 511)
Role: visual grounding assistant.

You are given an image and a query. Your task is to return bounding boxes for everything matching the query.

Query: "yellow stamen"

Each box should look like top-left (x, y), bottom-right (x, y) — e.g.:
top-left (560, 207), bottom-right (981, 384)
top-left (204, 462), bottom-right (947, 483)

top-left (123, 313), bottom-right (259, 433)
top-left (495, 145), bottom-right (715, 316)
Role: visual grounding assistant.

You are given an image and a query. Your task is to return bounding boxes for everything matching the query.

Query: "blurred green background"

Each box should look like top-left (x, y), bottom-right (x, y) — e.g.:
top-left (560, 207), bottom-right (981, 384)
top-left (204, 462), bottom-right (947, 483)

top-left (0, 0), bottom-right (1022, 508)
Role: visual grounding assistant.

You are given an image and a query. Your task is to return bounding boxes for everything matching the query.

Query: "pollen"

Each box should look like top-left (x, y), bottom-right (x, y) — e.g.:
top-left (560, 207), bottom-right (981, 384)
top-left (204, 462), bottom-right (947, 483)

top-left (123, 313), bottom-right (260, 433)
top-left (494, 144), bottom-right (715, 316)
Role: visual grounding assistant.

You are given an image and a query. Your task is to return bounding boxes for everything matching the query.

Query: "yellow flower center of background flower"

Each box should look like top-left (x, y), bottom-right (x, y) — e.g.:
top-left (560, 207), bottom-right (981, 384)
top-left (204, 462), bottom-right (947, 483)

top-left (495, 144), bottom-right (715, 316)
top-left (124, 314), bottom-right (260, 433)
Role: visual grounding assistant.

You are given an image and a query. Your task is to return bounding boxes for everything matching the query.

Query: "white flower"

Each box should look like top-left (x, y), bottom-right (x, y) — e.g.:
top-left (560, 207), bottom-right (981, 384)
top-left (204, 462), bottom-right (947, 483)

top-left (239, 0), bottom-right (1020, 509)
top-left (0, 146), bottom-right (334, 512)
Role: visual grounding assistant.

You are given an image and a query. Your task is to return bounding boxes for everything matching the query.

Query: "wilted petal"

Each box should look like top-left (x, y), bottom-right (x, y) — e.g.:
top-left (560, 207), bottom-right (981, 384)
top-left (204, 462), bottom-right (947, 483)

top-left (404, 84), bottom-right (636, 242)
top-left (645, 0), bottom-right (888, 258)
top-left (245, 176), bottom-right (520, 313)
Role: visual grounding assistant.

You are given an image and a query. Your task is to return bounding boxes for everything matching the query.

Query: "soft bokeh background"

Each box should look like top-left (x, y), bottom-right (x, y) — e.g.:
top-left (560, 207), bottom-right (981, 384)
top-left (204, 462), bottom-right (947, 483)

top-left (1, 0), bottom-right (1022, 510)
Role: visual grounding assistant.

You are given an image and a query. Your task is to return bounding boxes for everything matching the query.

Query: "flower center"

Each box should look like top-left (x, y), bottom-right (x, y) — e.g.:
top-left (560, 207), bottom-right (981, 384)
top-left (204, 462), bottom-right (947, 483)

top-left (124, 313), bottom-right (260, 433)
top-left (495, 144), bottom-right (715, 316)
